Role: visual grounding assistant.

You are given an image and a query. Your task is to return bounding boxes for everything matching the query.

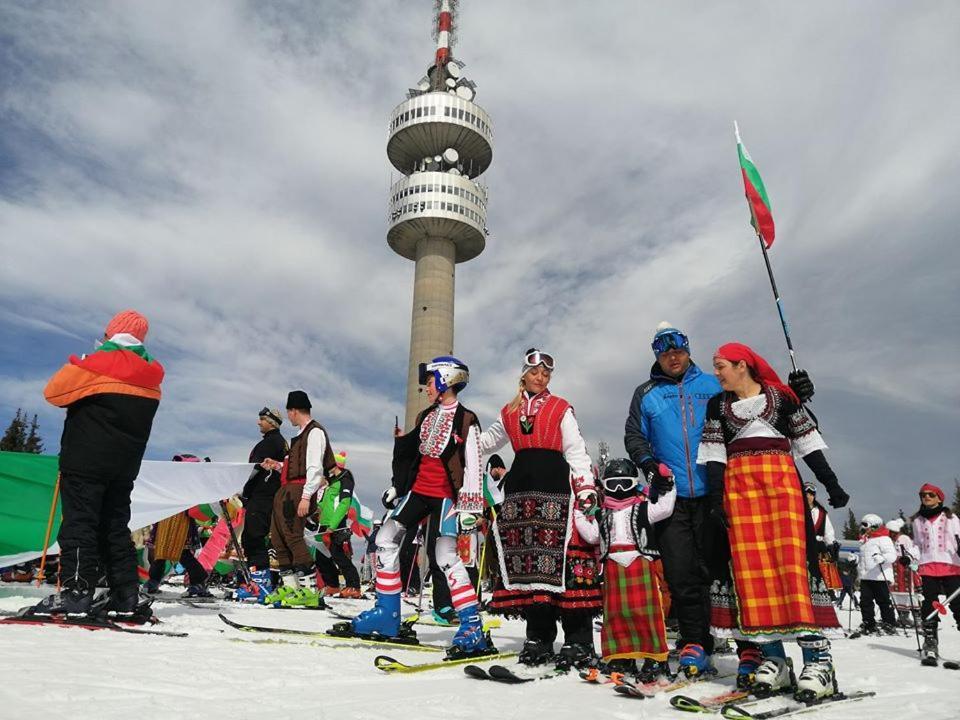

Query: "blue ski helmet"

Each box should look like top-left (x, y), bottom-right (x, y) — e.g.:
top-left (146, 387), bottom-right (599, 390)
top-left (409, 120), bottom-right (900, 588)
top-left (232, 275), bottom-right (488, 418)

top-left (418, 356), bottom-right (469, 394)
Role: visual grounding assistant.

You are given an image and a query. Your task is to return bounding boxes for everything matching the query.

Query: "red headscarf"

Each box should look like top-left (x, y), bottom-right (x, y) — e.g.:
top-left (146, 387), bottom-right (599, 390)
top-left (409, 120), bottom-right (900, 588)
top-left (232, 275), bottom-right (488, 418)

top-left (714, 342), bottom-right (799, 403)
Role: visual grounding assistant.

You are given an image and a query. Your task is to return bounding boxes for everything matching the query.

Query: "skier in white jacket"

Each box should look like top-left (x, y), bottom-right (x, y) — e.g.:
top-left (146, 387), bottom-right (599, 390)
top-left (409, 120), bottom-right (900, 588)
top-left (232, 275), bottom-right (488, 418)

top-left (856, 514), bottom-right (898, 634)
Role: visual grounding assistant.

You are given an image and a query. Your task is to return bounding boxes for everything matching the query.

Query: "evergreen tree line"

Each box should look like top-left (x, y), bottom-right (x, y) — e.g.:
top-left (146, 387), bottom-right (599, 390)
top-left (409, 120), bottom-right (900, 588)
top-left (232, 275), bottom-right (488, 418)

top-left (0, 408), bottom-right (44, 454)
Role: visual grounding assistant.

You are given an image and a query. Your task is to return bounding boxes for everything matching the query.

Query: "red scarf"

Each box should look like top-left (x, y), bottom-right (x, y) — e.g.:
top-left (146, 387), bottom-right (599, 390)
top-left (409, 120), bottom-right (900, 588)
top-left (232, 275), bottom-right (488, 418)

top-left (714, 342), bottom-right (798, 403)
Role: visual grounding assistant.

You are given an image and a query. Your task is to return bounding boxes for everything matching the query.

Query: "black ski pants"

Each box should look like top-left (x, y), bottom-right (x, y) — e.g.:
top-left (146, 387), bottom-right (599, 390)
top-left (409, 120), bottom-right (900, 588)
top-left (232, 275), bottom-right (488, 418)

top-left (240, 490), bottom-right (276, 570)
top-left (525, 603), bottom-right (593, 648)
top-left (57, 469), bottom-right (138, 592)
top-left (657, 495), bottom-right (714, 654)
top-left (396, 515), bottom-right (452, 609)
top-left (860, 579), bottom-right (896, 626)
top-left (315, 528), bottom-right (361, 590)
top-left (920, 574), bottom-right (960, 626)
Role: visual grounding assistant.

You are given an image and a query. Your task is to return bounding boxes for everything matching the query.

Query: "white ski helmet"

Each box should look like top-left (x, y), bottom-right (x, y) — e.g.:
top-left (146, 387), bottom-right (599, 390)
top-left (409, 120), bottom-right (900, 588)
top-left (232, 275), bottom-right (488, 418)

top-left (885, 518), bottom-right (905, 533)
top-left (860, 513), bottom-right (883, 530)
top-left (418, 356), bottom-right (469, 394)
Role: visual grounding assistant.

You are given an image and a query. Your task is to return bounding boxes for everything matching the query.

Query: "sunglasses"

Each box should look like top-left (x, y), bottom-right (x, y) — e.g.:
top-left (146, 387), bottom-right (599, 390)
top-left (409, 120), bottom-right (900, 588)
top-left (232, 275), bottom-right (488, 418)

top-left (920, 492), bottom-right (939, 498)
top-left (524, 348), bottom-right (555, 371)
top-left (601, 475), bottom-right (639, 494)
top-left (652, 331), bottom-right (689, 356)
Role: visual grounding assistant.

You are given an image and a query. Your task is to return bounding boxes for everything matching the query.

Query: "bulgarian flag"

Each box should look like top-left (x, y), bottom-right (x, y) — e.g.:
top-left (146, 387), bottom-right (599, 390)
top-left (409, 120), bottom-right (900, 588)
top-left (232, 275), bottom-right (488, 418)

top-left (482, 470), bottom-right (504, 508)
top-left (346, 496), bottom-right (374, 538)
top-left (735, 121), bottom-right (775, 248)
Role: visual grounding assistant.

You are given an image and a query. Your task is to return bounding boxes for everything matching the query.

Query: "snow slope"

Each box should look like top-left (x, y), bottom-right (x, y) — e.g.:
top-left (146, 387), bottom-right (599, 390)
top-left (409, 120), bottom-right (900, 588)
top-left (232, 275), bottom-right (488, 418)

top-left (1, 584), bottom-right (957, 720)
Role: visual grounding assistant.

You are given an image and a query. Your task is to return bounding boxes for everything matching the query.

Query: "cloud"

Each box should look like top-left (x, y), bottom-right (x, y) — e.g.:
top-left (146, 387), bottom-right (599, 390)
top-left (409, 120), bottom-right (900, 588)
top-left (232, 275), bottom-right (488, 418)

top-left (1, 0), bottom-right (958, 524)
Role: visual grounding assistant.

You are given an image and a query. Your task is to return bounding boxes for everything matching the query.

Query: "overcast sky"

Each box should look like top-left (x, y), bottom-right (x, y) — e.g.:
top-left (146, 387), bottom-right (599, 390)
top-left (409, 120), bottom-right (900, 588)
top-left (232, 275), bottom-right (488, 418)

top-left (1, 1), bottom-right (957, 531)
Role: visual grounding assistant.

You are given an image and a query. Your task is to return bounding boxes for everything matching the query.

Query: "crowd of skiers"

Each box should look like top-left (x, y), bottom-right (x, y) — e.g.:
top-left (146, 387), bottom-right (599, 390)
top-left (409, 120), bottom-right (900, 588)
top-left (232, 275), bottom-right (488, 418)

top-left (14, 309), bottom-right (960, 702)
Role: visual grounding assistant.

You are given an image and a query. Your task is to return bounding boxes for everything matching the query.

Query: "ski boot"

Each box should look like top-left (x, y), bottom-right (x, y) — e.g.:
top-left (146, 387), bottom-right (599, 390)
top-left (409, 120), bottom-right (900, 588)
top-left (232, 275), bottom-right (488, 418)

top-left (337, 587), bottom-right (363, 599)
top-left (264, 572), bottom-right (299, 608)
top-left (879, 621), bottom-right (899, 635)
top-left (446, 607), bottom-right (492, 659)
top-left (636, 658), bottom-right (672, 684)
top-left (921, 621), bottom-right (939, 666)
top-left (432, 605), bottom-right (457, 626)
top-left (141, 578), bottom-right (161, 595)
top-left (677, 643), bottom-right (711, 678)
top-left (736, 646), bottom-right (763, 690)
top-left (555, 642), bottom-right (596, 671)
top-left (340, 591), bottom-right (402, 638)
top-left (183, 584), bottom-right (213, 599)
top-left (282, 573), bottom-right (324, 608)
top-left (852, 621), bottom-right (878, 637)
top-left (795, 635), bottom-right (837, 702)
top-left (24, 587), bottom-right (96, 618)
top-left (233, 568), bottom-right (273, 603)
top-left (518, 639), bottom-right (554, 666)
top-left (97, 584), bottom-right (154, 622)
top-left (752, 657), bottom-right (796, 697)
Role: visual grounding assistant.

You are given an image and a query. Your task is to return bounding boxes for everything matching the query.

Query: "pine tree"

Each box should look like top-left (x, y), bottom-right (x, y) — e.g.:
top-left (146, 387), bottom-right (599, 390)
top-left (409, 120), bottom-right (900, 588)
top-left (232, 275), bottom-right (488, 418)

top-left (951, 479), bottom-right (960, 516)
top-left (841, 508), bottom-right (860, 540)
top-left (23, 414), bottom-right (43, 454)
top-left (0, 409), bottom-right (28, 452)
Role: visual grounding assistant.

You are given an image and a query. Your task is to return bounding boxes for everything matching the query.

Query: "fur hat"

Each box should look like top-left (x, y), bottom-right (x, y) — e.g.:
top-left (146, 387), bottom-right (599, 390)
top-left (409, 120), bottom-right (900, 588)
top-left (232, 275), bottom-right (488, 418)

top-left (105, 310), bottom-right (149, 342)
top-left (286, 390), bottom-right (311, 411)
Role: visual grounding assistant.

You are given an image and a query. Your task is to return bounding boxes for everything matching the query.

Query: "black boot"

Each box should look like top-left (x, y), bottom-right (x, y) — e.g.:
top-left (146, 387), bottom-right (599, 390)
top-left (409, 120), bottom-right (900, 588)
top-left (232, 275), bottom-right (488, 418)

top-left (555, 641), bottom-right (596, 671)
top-left (518, 639), bottom-right (554, 666)
top-left (921, 621), bottom-right (939, 666)
top-left (98, 584), bottom-right (154, 621)
top-left (24, 587), bottom-right (96, 617)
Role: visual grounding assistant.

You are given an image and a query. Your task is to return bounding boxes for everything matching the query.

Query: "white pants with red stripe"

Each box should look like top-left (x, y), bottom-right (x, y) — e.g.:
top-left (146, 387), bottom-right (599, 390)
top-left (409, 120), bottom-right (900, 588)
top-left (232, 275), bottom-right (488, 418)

top-left (375, 517), bottom-right (477, 612)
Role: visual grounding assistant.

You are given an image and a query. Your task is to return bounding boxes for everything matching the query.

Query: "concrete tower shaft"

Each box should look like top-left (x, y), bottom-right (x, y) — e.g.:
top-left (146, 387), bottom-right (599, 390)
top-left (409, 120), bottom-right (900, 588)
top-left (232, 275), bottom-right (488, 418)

top-left (389, 1), bottom-right (492, 429)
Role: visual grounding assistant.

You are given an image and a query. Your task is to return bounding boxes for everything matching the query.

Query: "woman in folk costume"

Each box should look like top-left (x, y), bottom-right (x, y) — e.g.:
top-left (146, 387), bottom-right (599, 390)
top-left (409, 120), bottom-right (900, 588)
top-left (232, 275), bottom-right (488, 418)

top-left (885, 518), bottom-right (921, 627)
top-left (803, 483), bottom-right (842, 593)
top-left (697, 343), bottom-right (849, 702)
top-left (480, 349), bottom-right (602, 669)
top-left (580, 457), bottom-right (676, 683)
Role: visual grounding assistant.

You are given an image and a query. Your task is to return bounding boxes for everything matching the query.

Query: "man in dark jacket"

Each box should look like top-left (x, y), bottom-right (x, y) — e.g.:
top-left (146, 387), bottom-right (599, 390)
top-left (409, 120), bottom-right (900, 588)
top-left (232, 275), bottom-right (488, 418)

top-left (233, 407), bottom-right (287, 602)
top-left (30, 310), bottom-right (164, 618)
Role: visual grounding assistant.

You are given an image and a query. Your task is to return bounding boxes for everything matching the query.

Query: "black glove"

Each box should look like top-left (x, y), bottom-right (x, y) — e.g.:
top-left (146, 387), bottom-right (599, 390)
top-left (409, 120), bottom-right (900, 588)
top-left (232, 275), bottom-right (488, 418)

top-left (825, 484), bottom-right (849, 509)
top-left (640, 459), bottom-right (661, 484)
top-left (897, 555), bottom-right (911, 567)
top-left (803, 451), bottom-right (848, 508)
top-left (652, 465), bottom-right (674, 495)
top-left (382, 487), bottom-right (398, 509)
top-left (788, 369), bottom-right (815, 403)
top-left (705, 461), bottom-right (729, 529)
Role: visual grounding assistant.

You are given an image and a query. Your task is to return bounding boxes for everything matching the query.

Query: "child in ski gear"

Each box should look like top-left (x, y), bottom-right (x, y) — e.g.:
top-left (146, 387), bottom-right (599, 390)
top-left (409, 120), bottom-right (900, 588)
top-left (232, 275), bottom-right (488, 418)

top-left (29, 310), bottom-right (163, 618)
top-left (911, 483), bottom-right (960, 665)
top-left (590, 457), bottom-right (676, 682)
top-left (480, 349), bottom-right (601, 669)
top-left (698, 343), bottom-right (847, 701)
top-left (235, 407), bottom-right (288, 602)
top-left (260, 391), bottom-right (336, 608)
top-left (341, 357), bottom-right (487, 658)
top-left (856, 514), bottom-right (898, 634)
top-left (311, 451), bottom-right (362, 598)
top-left (886, 518), bottom-right (920, 627)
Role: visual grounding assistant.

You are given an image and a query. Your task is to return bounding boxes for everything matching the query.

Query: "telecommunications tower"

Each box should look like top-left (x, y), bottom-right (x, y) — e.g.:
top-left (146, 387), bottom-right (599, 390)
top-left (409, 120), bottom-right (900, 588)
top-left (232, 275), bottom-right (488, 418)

top-left (387, 0), bottom-right (493, 429)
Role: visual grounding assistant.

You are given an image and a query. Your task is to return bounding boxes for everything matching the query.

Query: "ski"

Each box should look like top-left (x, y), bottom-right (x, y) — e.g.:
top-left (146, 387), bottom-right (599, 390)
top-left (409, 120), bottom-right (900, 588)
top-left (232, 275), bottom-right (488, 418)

top-left (614, 669), bottom-right (733, 699)
top-left (482, 664), bottom-right (568, 684)
top-left (464, 664), bottom-right (493, 680)
top-left (719, 691), bottom-right (876, 719)
top-left (0, 615), bottom-right (187, 637)
top-left (373, 650), bottom-right (516, 674)
top-left (217, 612), bottom-right (443, 652)
top-left (670, 691), bottom-right (752, 713)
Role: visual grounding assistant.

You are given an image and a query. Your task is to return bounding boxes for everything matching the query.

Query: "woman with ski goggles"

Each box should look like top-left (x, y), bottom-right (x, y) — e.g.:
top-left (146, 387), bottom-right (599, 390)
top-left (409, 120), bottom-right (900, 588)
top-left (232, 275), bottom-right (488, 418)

top-left (478, 348), bottom-right (602, 668)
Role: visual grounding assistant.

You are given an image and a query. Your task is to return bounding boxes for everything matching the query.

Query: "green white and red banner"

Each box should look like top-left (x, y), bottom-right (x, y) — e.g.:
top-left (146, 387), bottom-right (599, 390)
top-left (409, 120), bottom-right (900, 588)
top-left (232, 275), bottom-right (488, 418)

top-left (735, 121), bottom-right (775, 248)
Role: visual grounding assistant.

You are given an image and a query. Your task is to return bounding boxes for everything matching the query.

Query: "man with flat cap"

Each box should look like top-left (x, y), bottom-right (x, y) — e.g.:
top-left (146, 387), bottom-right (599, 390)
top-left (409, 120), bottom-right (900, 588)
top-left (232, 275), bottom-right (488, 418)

top-left (233, 407), bottom-right (289, 602)
top-left (260, 390), bottom-right (336, 608)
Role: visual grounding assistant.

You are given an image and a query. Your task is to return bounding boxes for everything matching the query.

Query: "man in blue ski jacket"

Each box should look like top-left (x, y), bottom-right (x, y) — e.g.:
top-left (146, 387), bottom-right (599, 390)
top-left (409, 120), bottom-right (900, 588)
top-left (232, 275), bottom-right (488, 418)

top-left (624, 322), bottom-right (721, 676)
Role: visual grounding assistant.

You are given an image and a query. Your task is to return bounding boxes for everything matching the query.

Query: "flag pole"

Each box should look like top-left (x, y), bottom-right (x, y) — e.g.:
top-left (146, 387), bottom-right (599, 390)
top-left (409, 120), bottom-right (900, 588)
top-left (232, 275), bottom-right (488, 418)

top-left (755, 230), bottom-right (799, 373)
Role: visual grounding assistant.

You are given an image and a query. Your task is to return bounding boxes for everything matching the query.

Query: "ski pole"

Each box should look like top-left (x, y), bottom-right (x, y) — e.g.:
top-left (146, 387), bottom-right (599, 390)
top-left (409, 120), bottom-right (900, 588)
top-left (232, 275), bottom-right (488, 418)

top-left (417, 516), bottom-right (431, 614)
top-left (924, 583), bottom-right (960, 621)
top-left (901, 548), bottom-right (922, 653)
top-left (36, 473), bottom-right (61, 587)
top-left (219, 500), bottom-right (253, 586)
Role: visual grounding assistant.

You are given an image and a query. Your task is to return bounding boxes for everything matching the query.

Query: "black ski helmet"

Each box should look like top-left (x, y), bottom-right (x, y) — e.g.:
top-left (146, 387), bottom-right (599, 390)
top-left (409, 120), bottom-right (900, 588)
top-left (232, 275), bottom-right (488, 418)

top-left (601, 457), bottom-right (641, 499)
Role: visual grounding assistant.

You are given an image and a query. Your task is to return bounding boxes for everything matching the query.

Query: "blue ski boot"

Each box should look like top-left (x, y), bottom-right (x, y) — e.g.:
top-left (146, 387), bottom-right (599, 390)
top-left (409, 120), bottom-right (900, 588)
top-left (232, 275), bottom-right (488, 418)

top-left (447, 607), bottom-right (490, 658)
top-left (233, 568), bottom-right (272, 603)
top-left (678, 643), bottom-right (711, 678)
top-left (349, 591), bottom-right (402, 637)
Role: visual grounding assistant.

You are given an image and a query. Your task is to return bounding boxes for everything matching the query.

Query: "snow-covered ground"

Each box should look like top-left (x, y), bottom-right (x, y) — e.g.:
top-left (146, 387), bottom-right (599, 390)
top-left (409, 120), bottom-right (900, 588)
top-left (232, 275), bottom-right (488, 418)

top-left (1, 583), bottom-right (957, 720)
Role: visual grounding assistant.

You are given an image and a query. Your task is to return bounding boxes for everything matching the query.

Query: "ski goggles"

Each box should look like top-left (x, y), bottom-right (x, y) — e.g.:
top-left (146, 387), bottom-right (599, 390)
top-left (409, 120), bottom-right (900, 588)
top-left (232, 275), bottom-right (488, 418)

top-left (652, 331), bottom-right (689, 356)
top-left (523, 349), bottom-right (555, 371)
top-left (601, 475), bottom-right (640, 494)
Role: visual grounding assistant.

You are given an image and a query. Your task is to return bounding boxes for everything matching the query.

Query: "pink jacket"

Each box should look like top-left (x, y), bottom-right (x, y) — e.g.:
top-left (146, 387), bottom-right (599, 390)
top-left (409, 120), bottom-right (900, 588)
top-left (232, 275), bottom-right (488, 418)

top-left (912, 512), bottom-right (960, 575)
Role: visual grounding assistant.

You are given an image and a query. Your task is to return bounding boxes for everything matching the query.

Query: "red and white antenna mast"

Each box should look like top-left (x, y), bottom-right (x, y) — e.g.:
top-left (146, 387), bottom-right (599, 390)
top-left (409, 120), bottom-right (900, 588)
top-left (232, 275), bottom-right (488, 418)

top-left (432, 0), bottom-right (458, 79)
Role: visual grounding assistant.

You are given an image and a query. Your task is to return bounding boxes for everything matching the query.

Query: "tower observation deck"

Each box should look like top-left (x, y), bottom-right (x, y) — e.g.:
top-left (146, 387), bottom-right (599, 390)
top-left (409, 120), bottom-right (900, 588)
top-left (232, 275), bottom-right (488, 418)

top-left (388, 0), bottom-right (493, 428)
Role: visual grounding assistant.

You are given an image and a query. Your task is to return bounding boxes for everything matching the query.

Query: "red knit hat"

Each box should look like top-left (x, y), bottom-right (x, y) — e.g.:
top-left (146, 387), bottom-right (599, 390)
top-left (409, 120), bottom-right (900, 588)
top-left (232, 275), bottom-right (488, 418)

top-left (105, 310), bottom-right (149, 342)
top-left (919, 483), bottom-right (945, 502)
